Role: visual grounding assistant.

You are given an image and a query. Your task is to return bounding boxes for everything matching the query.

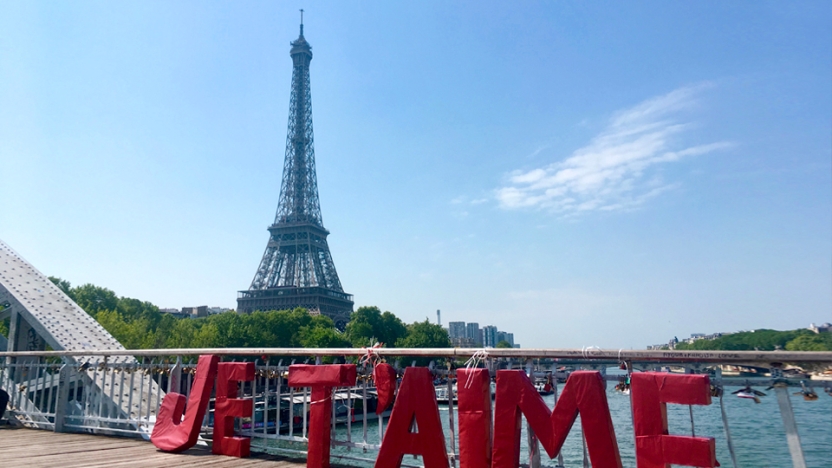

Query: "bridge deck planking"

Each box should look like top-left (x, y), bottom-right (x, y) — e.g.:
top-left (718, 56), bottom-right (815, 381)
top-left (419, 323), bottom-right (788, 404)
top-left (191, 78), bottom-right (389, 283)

top-left (0, 427), bottom-right (308, 468)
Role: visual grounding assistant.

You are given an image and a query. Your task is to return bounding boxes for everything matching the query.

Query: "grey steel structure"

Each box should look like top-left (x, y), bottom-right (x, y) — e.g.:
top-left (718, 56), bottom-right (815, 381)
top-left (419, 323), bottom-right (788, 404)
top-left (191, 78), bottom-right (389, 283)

top-left (0, 239), bottom-right (163, 430)
top-left (237, 21), bottom-right (353, 329)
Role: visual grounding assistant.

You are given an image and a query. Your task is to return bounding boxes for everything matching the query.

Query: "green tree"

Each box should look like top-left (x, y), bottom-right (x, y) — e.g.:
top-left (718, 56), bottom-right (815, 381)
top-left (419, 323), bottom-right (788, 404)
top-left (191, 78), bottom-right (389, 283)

top-left (299, 317), bottom-right (351, 348)
top-left (116, 297), bottom-right (163, 327)
top-left (192, 322), bottom-right (221, 348)
top-left (165, 318), bottom-right (198, 348)
top-left (94, 309), bottom-right (155, 349)
top-left (48, 277), bottom-right (74, 300)
top-left (395, 320), bottom-right (451, 366)
top-left (148, 313), bottom-right (176, 348)
top-left (785, 334), bottom-right (832, 351)
top-left (345, 306), bottom-right (407, 348)
top-left (94, 309), bottom-right (129, 343)
top-left (270, 308), bottom-right (316, 347)
top-left (396, 320), bottom-right (451, 348)
top-left (0, 300), bottom-right (8, 337)
top-left (378, 311), bottom-right (408, 347)
top-left (244, 311), bottom-right (278, 347)
top-left (206, 310), bottom-right (250, 348)
top-left (674, 329), bottom-right (814, 351)
top-left (496, 340), bottom-right (512, 348)
top-left (72, 283), bottom-right (119, 315)
top-left (345, 320), bottom-right (375, 347)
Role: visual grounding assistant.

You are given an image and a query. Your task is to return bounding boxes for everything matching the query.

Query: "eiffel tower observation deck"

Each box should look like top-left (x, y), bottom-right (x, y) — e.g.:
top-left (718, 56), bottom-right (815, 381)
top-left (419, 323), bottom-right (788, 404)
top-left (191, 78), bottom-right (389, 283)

top-left (237, 18), bottom-right (353, 329)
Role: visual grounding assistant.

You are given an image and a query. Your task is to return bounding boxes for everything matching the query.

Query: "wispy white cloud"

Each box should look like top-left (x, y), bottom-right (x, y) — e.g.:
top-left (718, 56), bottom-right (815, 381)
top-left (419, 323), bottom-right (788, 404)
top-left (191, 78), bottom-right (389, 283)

top-left (450, 195), bottom-right (490, 206)
top-left (496, 84), bottom-right (733, 214)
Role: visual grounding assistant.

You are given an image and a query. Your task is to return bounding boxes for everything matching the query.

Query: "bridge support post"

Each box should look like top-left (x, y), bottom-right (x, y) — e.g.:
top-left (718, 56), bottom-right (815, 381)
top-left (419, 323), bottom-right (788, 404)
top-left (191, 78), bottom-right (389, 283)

top-left (168, 356), bottom-right (182, 394)
top-left (525, 359), bottom-right (541, 468)
top-left (54, 363), bottom-right (71, 433)
top-left (774, 385), bottom-right (807, 468)
top-left (6, 308), bottom-right (18, 353)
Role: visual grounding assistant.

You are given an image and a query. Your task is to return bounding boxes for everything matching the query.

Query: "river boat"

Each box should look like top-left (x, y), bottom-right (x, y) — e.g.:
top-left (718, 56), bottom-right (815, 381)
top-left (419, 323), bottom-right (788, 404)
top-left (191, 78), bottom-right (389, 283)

top-left (436, 382), bottom-right (499, 404)
top-left (208, 388), bottom-right (392, 433)
top-left (435, 385), bottom-right (457, 404)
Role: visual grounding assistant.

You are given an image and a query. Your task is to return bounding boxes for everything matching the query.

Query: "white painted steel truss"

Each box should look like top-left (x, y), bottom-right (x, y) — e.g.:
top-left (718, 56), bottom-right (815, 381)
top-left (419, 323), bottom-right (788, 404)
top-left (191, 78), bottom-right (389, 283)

top-left (0, 239), bottom-right (163, 430)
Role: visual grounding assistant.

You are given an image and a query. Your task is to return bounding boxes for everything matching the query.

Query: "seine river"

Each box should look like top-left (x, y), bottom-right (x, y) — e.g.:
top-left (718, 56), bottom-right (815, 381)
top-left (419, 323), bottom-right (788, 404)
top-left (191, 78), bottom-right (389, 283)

top-left (320, 383), bottom-right (831, 467)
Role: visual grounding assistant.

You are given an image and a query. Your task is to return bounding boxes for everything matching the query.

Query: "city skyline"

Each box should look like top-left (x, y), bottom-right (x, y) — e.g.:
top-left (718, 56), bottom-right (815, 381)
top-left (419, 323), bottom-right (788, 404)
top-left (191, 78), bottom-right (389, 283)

top-left (1, 2), bottom-right (830, 348)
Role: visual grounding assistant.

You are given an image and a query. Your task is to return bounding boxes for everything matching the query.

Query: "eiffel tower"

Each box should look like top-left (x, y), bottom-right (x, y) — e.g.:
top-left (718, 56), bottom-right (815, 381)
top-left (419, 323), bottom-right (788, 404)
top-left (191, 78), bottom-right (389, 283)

top-left (237, 16), bottom-right (353, 329)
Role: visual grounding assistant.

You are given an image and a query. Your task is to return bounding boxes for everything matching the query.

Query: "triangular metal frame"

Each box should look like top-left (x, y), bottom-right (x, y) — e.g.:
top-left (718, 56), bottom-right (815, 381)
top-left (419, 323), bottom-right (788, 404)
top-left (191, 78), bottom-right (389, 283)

top-left (0, 239), bottom-right (162, 430)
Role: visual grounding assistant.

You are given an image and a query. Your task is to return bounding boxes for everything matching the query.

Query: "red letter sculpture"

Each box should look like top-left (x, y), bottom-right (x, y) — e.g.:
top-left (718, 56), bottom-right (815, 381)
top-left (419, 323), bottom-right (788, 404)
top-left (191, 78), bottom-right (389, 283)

top-left (375, 367), bottom-right (449, 468)
top-left (151, 355), bottom-right (219, 452)
top-left (630, 372), bottom-right (718, 468)
top-left (374, 363), bottom-right (398, 415)
top-left (212, 362), bottom-right (255, 457)
top-left (457, 368), bottom-right (492, 468)
top-left (288, 364), bottom-right (358, 468)
top-left (492, 370), bottom-right (622, 468)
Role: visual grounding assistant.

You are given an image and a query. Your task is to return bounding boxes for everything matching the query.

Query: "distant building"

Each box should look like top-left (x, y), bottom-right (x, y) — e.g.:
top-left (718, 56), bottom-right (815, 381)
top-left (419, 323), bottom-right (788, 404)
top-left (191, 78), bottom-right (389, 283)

top-left (466, 322), bottom-right (481, 346)
top-left (650, 330), bottom-right (732, 349)
top-left (451, 336), bottom-right (475, 348)
top-left (448, 321), bottom-right (466, 340)
top-left (442, 319), bottom-right (519, 349)
top-left (482, 325), bottom-right (498, 348)
top-left (809, 323), bottom-right (832, 334)
top-left (160, 308), bottom-right (189, 319)
top-left (161, 305), bottom-right (225, 319)
top-left (513, 343), bottom-right (520, 349)
top-left (182, 306), bottom-right (208, 318)
top-left (494, 331), bottom-right (515, 347)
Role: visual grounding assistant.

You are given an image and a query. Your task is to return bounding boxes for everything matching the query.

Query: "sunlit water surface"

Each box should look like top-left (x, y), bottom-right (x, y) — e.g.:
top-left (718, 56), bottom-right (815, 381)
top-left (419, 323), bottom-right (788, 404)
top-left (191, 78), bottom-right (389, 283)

top-left (266, 385), bottom-right (831, 467)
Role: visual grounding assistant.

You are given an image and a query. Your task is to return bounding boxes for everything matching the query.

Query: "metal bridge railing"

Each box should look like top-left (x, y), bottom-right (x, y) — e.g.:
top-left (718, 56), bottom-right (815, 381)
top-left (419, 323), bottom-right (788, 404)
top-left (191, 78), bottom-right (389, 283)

top-left (2, 348), bottom-right (831, 468)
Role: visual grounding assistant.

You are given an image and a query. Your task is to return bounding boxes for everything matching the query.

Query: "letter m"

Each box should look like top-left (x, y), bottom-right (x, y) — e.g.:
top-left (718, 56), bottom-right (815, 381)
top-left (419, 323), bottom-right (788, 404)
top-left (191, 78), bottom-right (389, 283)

top-left (492, 370), bottom-right (622, 468)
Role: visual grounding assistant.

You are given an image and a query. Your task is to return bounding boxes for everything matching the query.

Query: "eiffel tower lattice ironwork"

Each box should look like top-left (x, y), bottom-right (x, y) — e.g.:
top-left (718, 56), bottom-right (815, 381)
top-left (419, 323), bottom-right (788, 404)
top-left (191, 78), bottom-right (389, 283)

top-left (237, 19), bottom-right (353, 329)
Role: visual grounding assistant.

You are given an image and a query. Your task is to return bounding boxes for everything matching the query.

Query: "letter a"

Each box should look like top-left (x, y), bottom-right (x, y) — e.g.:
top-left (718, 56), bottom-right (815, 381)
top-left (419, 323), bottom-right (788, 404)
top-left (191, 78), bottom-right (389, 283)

top-left (375, 367), bottom-right (449, 468)
top-left (151, 354), bottom-right (219, 453)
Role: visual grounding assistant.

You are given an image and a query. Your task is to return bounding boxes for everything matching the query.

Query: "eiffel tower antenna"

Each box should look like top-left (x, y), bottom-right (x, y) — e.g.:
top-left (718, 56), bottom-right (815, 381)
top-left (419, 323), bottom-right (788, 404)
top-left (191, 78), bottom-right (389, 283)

top-left (238, 19), bottom-right (354, 329)
top-left (299, 9), bottom-right (304, 35)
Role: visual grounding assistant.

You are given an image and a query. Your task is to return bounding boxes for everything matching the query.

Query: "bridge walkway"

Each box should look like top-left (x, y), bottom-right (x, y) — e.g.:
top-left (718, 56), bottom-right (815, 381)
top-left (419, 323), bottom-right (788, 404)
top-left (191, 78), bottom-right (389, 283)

top-left (0, 426), bottom-right (308, 468)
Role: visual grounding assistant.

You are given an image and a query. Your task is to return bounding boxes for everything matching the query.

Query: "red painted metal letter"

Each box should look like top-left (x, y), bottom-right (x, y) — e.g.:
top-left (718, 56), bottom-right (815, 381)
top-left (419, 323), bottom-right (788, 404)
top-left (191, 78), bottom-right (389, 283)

top-left (631, 372), bottom-right (718, 468)
top-left (492, 370), bottom-right (622, 468)
top-left (375, 367), bottom-right (449, 468)
top-left (151, 354), bottom-right (219, 452)
top-left (457, 368), bottom-right (492, 468)
top-left (288, 364), bottom-right (358, 468)
top-left (212, 362), bottom-right (255, 457)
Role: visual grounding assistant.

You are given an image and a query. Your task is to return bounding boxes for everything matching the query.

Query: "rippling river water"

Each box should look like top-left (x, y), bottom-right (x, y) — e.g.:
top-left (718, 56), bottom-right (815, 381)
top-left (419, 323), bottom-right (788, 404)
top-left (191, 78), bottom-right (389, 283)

top-left (319, 384), bottom-right (831, 467)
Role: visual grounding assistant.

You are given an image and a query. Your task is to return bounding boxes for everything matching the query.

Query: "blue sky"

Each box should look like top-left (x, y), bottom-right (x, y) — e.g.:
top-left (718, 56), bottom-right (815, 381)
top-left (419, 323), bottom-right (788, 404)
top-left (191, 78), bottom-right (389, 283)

top-left (1, 1), bottom-right (830, 348)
